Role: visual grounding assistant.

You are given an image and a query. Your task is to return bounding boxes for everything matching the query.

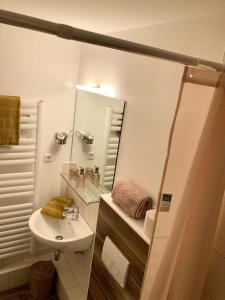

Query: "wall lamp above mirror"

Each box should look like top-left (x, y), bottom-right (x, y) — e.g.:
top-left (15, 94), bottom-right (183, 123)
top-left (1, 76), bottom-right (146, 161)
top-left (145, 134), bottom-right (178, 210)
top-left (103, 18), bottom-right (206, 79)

top-left (76, 84), bottom-right (116, 98)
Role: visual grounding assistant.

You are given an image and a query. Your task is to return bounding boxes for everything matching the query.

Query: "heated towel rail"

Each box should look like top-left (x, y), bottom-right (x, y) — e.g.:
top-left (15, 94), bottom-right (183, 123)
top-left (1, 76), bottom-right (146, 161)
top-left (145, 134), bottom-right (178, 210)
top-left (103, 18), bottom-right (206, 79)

top-left (0, 101), bottom-right (43, 260)
top-left (100, 106), bottom-right (124, 189)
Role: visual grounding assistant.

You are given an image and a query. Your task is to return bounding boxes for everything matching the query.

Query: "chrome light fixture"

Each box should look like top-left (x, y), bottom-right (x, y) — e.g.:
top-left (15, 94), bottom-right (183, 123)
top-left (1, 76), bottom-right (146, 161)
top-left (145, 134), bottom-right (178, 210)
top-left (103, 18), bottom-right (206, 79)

top-left (75, 131), bottom-right (94, 144)
top-left (55, 131), bottom-right (73, 144)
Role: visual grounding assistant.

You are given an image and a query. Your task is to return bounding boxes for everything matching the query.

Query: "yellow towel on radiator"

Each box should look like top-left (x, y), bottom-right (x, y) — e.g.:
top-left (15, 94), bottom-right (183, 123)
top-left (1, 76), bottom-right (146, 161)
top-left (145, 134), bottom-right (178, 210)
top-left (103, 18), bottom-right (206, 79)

top-left (0, 95), bottom-right (20, 145)
top-left (41, 197), bottom-right (73, 219)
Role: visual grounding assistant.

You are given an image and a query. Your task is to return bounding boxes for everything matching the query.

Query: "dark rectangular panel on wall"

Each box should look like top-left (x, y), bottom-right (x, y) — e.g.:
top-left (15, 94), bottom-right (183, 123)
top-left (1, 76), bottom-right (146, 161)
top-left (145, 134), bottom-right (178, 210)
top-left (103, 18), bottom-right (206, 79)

top-left (88, 198), bottom-right (149, 300)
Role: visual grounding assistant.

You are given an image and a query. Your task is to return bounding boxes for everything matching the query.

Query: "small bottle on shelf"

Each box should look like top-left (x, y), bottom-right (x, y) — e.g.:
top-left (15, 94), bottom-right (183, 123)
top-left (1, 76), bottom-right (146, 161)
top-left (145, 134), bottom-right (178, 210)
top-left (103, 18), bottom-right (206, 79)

top-left (85, 166), bottom-right (94, 182)
top-left (92, 166), bottom-right (100, 187)
top-left (76, 167), bottom-right (85, 190)
top-left (69, 163), bottom-right (79, 180)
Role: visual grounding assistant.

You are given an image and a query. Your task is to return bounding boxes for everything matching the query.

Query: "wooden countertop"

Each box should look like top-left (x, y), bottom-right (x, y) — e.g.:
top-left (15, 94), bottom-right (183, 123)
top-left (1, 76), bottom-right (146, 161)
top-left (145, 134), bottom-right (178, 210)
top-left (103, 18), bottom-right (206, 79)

top-left (101, 193), bottom-right (150, 245)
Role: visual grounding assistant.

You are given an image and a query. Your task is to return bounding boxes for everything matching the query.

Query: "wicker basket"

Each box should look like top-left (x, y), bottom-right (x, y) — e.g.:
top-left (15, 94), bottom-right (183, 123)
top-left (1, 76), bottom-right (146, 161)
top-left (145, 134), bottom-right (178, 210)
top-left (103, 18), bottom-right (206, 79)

top-left (30, 261), bottom-right (56, 300)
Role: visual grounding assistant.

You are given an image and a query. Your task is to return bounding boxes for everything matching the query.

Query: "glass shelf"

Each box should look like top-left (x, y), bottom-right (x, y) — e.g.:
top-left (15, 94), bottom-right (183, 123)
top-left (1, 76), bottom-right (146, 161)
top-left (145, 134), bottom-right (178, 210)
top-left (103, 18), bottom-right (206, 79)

top-left (60, 172), bottom-right (101, 205)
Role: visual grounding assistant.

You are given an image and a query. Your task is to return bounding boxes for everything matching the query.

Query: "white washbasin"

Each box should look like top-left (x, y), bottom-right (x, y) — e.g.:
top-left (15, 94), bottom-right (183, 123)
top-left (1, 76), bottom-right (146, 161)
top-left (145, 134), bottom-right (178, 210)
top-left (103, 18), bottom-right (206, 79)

top-left (29, 209), bottom-right (94, 251)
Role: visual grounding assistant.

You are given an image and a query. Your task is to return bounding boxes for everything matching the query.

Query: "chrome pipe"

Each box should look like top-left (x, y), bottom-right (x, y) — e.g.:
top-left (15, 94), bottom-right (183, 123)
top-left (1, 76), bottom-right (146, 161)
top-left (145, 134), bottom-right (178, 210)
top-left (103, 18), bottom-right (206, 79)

top-left (0, 9), bottom-right (224, 71)
top-left (54, 249), bottom-right (62, 261)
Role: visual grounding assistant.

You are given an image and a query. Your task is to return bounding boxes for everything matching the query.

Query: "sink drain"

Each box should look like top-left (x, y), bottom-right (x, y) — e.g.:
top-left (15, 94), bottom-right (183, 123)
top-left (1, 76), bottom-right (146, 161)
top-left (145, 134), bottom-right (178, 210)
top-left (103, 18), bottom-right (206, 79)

top-left (55, 235), bottom-right (63, 240)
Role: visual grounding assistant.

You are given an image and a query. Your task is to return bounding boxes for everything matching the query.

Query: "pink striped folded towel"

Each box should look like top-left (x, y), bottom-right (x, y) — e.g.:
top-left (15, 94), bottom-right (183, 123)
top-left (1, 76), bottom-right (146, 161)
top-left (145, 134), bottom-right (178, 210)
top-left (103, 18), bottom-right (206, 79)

top-left (112, 179), bottom-right (152, 219)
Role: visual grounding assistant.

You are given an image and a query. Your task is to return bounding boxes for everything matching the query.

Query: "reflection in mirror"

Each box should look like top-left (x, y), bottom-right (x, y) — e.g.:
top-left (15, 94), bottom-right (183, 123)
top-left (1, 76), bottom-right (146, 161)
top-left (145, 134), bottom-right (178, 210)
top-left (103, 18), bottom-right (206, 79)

top-left (70, 87), bottom-right (125, 192)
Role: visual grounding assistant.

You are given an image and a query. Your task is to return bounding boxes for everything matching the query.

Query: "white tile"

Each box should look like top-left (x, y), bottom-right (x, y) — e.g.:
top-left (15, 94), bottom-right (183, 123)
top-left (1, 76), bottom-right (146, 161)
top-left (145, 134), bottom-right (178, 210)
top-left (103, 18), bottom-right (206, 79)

top-left (56, 277), bottom-right (69, 300)
top-left (86, 202), bottom-right (99, 231)
top-left (204, 251), bottom-right (225, 300)
top-left (53, 255), bottom-right (78, 290)
top-left (0, 251), bottom-right (52, 275)
top-left (63, 252), bottom-right (78, 276)
top-left (8, 267), bottom-right (30, 289)
top-left (73, 248), bottom-right (93, 294)
top-left (66, 286), bottom-right (86, 300)
top-left (0, 273), bottom-right (8, 292)
top-left (2, 252), bottom-right (29, 266)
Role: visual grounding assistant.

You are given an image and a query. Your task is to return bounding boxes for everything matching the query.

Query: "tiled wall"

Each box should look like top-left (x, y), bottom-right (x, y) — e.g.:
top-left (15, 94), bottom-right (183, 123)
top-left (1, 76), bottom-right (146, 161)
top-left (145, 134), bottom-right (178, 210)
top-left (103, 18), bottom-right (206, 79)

top-left (63, 186), bottom-right (99, 297)
top-left (0, 267), bottom-right (30, 292)
top-left (57, 164), bottom-right (99, 300)
top-left (54, 255), bottom-right (86, 300)
top-left (0, 252), bottom-right (52, 293)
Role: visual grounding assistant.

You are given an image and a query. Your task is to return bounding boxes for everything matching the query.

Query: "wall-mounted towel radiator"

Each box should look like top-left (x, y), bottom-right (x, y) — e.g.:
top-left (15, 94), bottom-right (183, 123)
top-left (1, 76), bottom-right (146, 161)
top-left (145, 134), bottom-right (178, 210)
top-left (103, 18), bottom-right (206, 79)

top-left (0, 101), bottom-right (43, 260)
top-left (100, 106), bottom-right (124, 189)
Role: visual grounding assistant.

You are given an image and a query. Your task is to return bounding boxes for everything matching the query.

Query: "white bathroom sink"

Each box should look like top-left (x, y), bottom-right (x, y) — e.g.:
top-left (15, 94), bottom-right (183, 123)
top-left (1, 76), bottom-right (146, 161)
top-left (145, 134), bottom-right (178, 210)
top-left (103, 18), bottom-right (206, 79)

top-left (29, 209), bottom-right (94, 251)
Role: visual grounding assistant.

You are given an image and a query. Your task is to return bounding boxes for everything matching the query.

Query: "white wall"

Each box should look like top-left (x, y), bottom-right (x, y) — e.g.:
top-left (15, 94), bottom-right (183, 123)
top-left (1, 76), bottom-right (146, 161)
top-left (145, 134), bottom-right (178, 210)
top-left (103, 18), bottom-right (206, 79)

top-left (78, 44), bottom-right (184, 203)
top-left (110, 15), bottom-right (225, 300)
top-left (76, 14), bottom-right (225, 300)
top-left (77, 14), bottom-right (225, 203)
top-left (59, 163), bottom-right (99, 299)
top-left (75, 33), bottom-right (184, 300)
top-left (112, 14), bottom-right (225, 62)
top-left (1, 12), bottom-right (225, 300)
top-left (0, 24), bottom-right (81, 207)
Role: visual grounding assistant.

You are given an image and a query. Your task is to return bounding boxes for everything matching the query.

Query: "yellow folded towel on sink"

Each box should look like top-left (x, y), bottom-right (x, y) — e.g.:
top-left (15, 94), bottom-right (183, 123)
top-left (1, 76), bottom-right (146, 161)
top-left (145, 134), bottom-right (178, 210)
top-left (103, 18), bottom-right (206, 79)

top-left (51, 196), bottom-right (73, 207)
top-left (41, 197), bottom-right (73, 219)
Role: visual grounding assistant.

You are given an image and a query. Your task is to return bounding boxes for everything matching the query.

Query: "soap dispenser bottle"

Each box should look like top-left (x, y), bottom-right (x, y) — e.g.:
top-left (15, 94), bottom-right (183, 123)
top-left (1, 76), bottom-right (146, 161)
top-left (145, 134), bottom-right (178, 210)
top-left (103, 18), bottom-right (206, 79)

top-left (69, 163), bottom-right (79, 180)
top-left (76, 167), bottom-right (85, 190)
top-left (85, 166), bottom-right (94, 181)
top-left (92, 166), bottom-right (100, 187)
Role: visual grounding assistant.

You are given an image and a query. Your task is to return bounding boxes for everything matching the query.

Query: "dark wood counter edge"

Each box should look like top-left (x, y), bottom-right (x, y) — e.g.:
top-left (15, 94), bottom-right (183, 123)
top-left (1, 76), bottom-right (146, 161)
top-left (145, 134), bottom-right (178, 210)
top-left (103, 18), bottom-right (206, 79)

top-left (87, 197), bottom-right (149, 300)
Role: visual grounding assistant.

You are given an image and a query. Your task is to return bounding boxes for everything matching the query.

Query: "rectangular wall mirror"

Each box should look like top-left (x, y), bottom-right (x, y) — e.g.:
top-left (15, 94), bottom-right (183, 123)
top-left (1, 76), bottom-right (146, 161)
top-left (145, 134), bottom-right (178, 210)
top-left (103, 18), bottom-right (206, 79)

top-left (70, 87), bottom-right (125, 192)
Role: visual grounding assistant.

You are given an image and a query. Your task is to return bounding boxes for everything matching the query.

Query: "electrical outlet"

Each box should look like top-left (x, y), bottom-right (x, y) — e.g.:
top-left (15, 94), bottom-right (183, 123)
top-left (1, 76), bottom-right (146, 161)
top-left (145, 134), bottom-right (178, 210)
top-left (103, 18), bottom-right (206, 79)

top-left (44, 153), bottom-right (53, 162)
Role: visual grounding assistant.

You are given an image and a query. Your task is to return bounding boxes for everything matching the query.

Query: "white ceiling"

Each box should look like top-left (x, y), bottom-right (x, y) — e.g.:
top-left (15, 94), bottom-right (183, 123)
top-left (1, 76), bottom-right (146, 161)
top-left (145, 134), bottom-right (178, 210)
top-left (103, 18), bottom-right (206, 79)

top-left (1, 0), bottom-right (225, 33)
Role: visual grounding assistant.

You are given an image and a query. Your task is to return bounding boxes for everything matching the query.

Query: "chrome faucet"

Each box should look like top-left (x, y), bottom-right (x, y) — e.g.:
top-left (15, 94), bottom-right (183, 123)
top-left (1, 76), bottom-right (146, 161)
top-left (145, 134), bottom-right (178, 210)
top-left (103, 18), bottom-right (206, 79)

top-left (63, 206), bottom-right (79, 220)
